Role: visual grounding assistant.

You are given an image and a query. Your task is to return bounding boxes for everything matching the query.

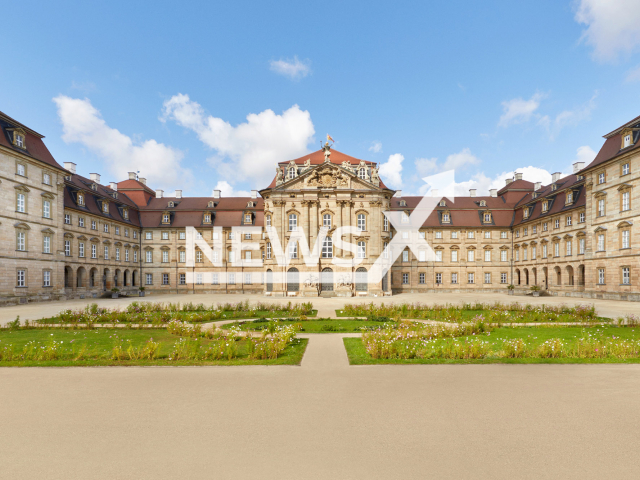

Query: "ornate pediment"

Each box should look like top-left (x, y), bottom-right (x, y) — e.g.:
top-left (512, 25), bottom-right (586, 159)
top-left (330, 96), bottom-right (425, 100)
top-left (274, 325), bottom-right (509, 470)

top-left (305, 164), bottom-right (350, 188)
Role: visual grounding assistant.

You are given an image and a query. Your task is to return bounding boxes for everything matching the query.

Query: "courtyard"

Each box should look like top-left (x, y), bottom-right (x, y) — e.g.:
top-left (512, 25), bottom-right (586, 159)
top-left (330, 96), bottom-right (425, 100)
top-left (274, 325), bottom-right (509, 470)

top-left (1, 292), bottom-right (640, 478)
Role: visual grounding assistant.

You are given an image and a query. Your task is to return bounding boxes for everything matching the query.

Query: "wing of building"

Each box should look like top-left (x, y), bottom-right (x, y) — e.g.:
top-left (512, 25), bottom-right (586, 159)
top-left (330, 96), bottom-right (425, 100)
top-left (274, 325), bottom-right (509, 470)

top-left (1, 109), bottom-right (639, 304)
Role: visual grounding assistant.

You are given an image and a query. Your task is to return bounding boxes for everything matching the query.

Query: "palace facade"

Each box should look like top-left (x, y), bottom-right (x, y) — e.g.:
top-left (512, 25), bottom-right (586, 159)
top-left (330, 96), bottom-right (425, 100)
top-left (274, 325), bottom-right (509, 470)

top-left (1, 108), bottom-right (639, 304)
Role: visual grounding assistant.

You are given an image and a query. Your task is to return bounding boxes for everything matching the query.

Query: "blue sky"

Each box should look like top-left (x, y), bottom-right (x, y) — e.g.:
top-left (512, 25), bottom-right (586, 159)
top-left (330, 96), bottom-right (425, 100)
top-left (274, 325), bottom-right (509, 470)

top-left (3, 0), bottom-right (640, 197)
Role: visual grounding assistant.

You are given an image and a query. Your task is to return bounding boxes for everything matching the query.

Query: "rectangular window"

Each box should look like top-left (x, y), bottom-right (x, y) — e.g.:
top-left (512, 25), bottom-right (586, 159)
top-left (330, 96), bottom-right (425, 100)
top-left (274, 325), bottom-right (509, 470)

top-left (64, 214), bottom-right (71, 224)
top-left (288, 243), bottom-right (297, 259)
top-left (501, 231), bottom-right (508, 239)
top-left (245, 273), bottom-right (252, 285)
top-left (451, 250), bottom-right (458, 262)
top-left (467, 250), bottom-right (474, 262)
top-left (179, 231), bottom-right (185, 240)
top-left (451, 231), bottom-right (458, 239)
top-left (146, 251), bottom-right (152, 263)
top-left (196, 273), bottom-right (203, 285)
top-left (523, 248), bottom-right (527, 261)
top-left (532, 247), bottom-right (537, 260)
top-left (17, 163), bottom-right (25, 176)
top-left (383, 242), bottom-right (389, 259)
top-left (383, 216), bottom-right (389, 231)
top-left (357, 214), bottom-right (366, 231)
top-left (598, 268), bottom-right (605, 285)
top-left (116, 248), bottom-right (120, 261)
top-left (435, 250), bottom-right (442, 262)
top-left (597, 234), bottom-right (605, 251)
top-left (566, 216), bottom-right (572, 226)
top-left (43, 236), bottom-right (51, 254)
top-left (178, 273), bottom-right (185, 285)
top-left (468, 273), bottom-right (474, 284)
top-left (501, 273), bottom-right (507, 284)
top-left (484, 250), bottom-right (491, 262)
top-left (162, 274), bottom-right (169, 285)
top-left (43, 172), bottom-right (51, 185)
top-left (17, 270), bottom-right (26, 287)
top-left (622, 163), bottom-right (630, 175)
top-left (104, 224), bottom-right (109, 233)
top-left (501, 250), bottom-right (507, 262)
top-left (543, 223), bottom-right (548, 232)
top-left (228, 273), bottom-right (235, 285)
top-left (484, 273), bottom-right (491, 284)
top-left (64, 240), bottom-right (71, 256)
top-left (533, 225), bottom-right (537, 234)
top-left (196, 251), bottom-right (203, 263)
top-left (162, 231), bottom-right (169, 240)
top-left (402, 250), bottom-right (409, 262)
top-left (467, 231), bottom-right (474, 239)
top-left (524, 228), bottom-right (528, 236)
top-left (484, 231), bottom-right (491, 239)
top-left (145, 232), bottom-right (152, 240)
top-left (553, 243), bottom-right (559, 257)
top-left (402, 273), bottom-right (409, 285)
top-left (146, 273), bottom-right (153, 285)
top-left (554, 219), bottom-right (560, 229)
top-left (162, 251), bottom-right (169, 263)
top-left (598, 172), bottom-right (605, 184)
top-left (244, 233), bottom-right (252, 240)
top-left (17, 231), bottom-right (26, 251)
top-left (419, 273), bottom-right (425, 284)
top-left (79, 217), bottom-right (85, 227)
top-left (543, 244), bottom-right (547, 258)
top-left (579, 212), bottom-right (585, 223)
top-left (43, 200), bottom-right (50, 218)
top-left (133, 231), bottom-right (138, 239)
top-left (419, 250), bottom-right (426, 262)
top-left (515, 250), bottom-right (519, 261)
top-left (622, 267), bottom-right (630, 285)
top-left (451, 273), bottom-right (458, 284)
top-left (289, 214), bottom-right (297, 231)
top-left (212, 273), bottom-right (219, 285)
top-left (566, 241), bottom-right (572, 256)
top-left (125, 249), bottom-right (129, 261)
top-left (91, 220), bottom-right (97, 230)
top-left (179, 251), bottom-right (186, 263)
top-left (104, 246), bottom-right (109, 260)
top-left (91, 244), bottom-right (97, 259)
top-left (43, 271), bottom-right (51, 287)
top-left (622, 192), bottom-right (630, 211)
top-left (134, 250), bottom-right (138, 262)
top-left (435, 231), bottom-right (442, 239)
top-left (267, 242), bottom-right (272, 259)
top-left (579, 238), bottom-right (585, 254)
top-left (115, 227), bottom-right (120, 235)
top-left (435, 273), bottom-right (442, 284)
top-left (598, 199), bottom-right (605, 217)
top-left (622, 230), bottom-right (630, 249)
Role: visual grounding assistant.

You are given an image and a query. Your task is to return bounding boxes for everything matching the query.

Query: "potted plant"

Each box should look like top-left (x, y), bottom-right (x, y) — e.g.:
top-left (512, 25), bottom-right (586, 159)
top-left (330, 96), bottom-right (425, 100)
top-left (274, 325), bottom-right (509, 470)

top-left (530, 285), bottom-right (541, 297)
top-left (507, 284), bottom-right (515, 295)
top-left (111, 287), bottom-right (120, 299)
top-left (138, 286), bottom-right (145, 297)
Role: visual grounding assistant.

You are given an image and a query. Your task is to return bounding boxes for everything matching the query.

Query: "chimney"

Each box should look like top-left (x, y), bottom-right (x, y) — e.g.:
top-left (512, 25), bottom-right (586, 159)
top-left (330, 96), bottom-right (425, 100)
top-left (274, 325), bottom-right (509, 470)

top-left (156, 189), bottom-right (163, 198)
top-left (573, 162), bottom-right (585, 174)
top-left (469, 189), bottom-right (476, 197)
top-left (534, 182), bottom-right (542, 191)
top-left (175, 190), bottom-right (182, 199)
top-left (128, 172), bottom-right (137, 180)
top-left (212, 190), bottom-right (221, 199)
top-left (251, 190), bottom-right (258, 199)
top-left (64, 162), bottom-right (76, 174)
top-left (515, 172), bottom-right (523, 181)
top-left (139, 177), bottom-right (146, 185)
top-left (490, 189), bottom-right (497, 198)
top-left (110, 182), bottom-right (117, 191)
top-left (394, 190), bottom-right (402, 197)
top-left (90, 173), bottom-right (101, 183)
top-left (551, 172), bottom-right (561, 183)
top-left (431, 189), bottom-right (439, 197)
top-left (505, 178), bottom-right (513, 185)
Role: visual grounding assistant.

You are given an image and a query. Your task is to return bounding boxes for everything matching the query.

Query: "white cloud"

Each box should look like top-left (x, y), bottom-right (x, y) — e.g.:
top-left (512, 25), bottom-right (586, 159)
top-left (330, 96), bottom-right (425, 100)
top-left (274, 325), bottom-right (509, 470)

top-left (369, 141), bottom-right (382, 153)
top-left (575, 145), bottom-right (597, 165)
top-left (269, 56), bottom-right (311, 80)
top-left (537, 93), bottom-right (597, 140)
top-left (498, 93), bottom-right (545, 127)
top-left (213, 181), bottom-right (251, 197)
top-left (414, 148), bottom-right (480, 177)
top-left (378, 153), bottom-right (404, 189)
top-left (626, 65), bottom-right (640, 82)
top-left (53, 95), bottom-right (190, 190)
top-left (161, 93), bottom-right (315, 186)
top-left (574, 0), bottom-right (640, 62)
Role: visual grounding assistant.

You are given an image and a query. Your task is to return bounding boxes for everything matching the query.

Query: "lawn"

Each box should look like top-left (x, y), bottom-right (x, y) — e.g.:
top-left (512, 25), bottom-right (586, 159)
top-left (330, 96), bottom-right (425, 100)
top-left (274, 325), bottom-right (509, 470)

top-left (221, 318), bottom-right (392, 333)
top-left (344, 325), bottom-right (640, 364)
top-left (0, 328), bottom-right (308, 366)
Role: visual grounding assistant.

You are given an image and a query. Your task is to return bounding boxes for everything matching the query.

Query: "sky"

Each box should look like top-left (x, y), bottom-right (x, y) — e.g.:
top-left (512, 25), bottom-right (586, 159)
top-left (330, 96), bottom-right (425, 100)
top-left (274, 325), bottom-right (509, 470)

top-left (3, 0), bottom-right (640, 198)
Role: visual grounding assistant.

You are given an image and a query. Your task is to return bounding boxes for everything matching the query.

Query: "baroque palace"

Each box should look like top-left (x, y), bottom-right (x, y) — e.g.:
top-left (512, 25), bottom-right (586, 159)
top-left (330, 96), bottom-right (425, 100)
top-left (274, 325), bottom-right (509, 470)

top-left (1, 108), bottom-right (639, 304)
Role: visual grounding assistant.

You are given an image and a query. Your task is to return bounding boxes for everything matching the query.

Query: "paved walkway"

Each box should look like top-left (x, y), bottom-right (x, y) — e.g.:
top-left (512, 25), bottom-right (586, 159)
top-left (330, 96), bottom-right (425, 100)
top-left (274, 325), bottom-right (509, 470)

top-left (1, 291), bottom-right (638, 325)
top-left (2, 333), bottom-right (640, 479)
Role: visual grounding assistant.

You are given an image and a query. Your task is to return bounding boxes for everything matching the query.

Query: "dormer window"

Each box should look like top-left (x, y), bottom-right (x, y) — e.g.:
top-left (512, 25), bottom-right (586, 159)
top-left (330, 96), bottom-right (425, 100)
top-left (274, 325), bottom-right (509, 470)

top-left (123, 208), bottom-right (129, 220)
top-left (542, 201), bottom-right (548, 213)
top-left (401, 212), bottom-right (410, 223)
top-left (162, 213), bottom-right (170, 224)
top-left (13, 131), bottom-right (25, 149)
top-left (203, 213), bottom-right (211, 223)
top-left (483, 212), bottom-right (491, 223)
top-left (78, 193), bottom-right (84, 206)
top-left (208, 201), bottom-right (215, 207)
top-left (399, 200), bottom-right (406, 206)
top-left (288, 167), bottom-right (297, 179)
top-left (358, 168), bottom-right (366, 179)
top-left (439, 200), bottom-right (446, 207)
top-left (480, 200), bottom-right (486, 207)
top-left (91, 184), bottom-right (98, 191)
top-left (245, 214), bottom-right (252, 224)
top-left (442, 212), bottom-right (451, 223)
top-left (624, 134), bottom-right (632, 148)
top-left (523, 208), bottom-right (529, 219)
top-left (566, 192), bottom-right (573, 204)
top-left (168, 201), bottom-right (174, 207)
top-left (102, 201), bottom-right (109, 214)
top-left (551, 184), bottom-right (557, 191)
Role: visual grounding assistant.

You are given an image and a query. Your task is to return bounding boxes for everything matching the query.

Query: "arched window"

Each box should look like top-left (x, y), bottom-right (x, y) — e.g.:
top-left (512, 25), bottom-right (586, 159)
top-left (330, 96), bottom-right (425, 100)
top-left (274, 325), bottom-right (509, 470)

top-left (289, 214), bottom-right (297, 231)
top-left (357, 213), bottom-right (366, 231)
top-left (322, 236), bottom-right (333, 258)
top-left (358, 168), bottom-right (366, 179)
top-left (323, 214), bottom-right (331, 228)
top-left (357, 241), bottom-right (366, 259)
top-left (288, 167), bottom-right (296, 179)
